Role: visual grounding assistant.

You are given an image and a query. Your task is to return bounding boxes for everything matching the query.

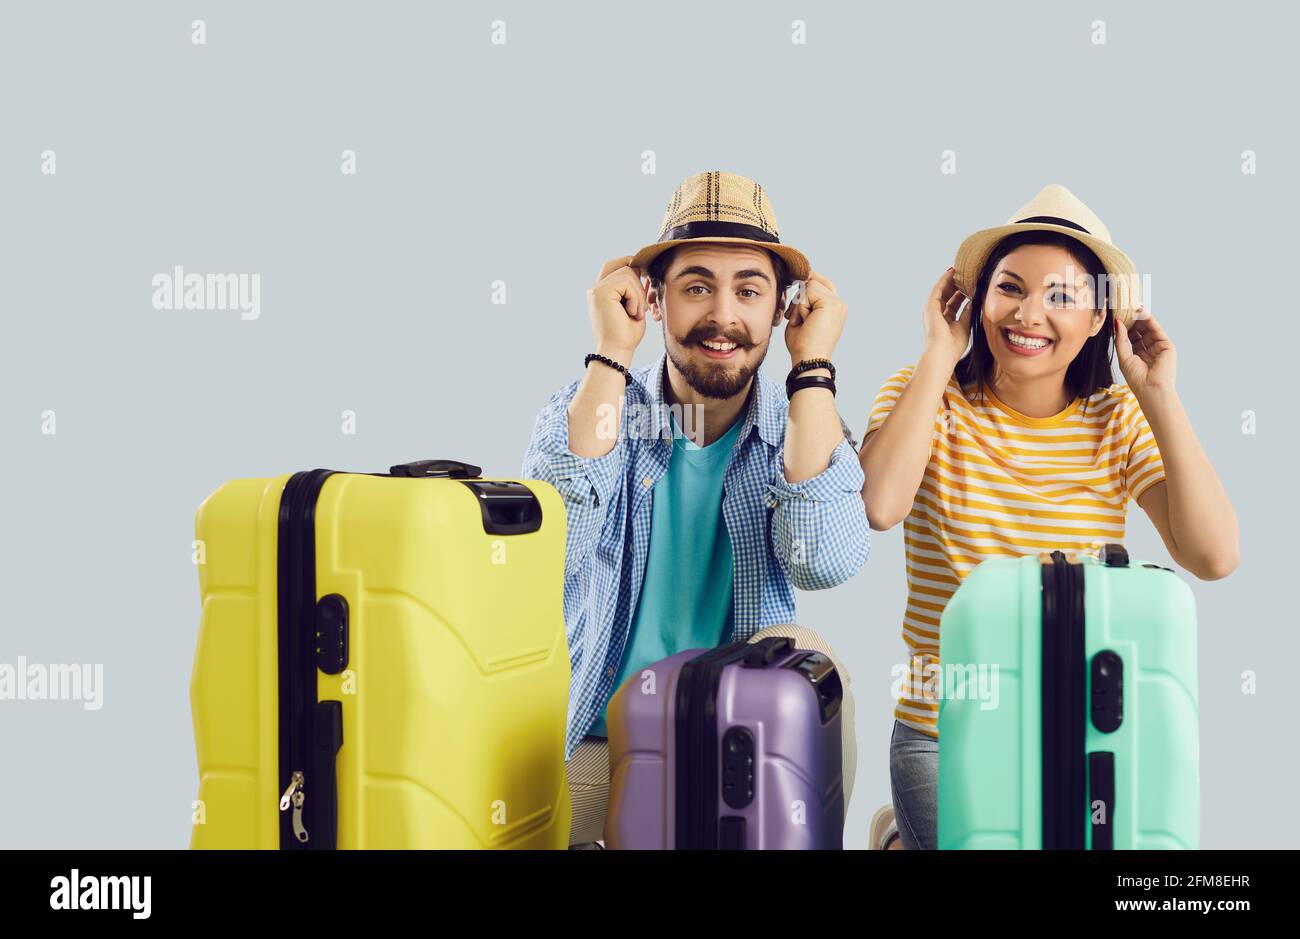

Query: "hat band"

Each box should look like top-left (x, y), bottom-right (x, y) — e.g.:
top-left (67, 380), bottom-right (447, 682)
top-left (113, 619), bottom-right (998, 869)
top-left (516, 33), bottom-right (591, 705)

top-left (1015, 215), bottom-right (1091, 235)
top-left (660, 220), bottom-right (779, 245)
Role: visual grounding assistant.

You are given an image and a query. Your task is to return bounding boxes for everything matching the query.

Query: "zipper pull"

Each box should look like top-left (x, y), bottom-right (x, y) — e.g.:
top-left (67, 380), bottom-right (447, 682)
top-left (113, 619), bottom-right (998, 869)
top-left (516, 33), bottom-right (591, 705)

top-left (279, 770), bottom-right (304, 811)
top-left (291, 790), bottom-right (309, 843)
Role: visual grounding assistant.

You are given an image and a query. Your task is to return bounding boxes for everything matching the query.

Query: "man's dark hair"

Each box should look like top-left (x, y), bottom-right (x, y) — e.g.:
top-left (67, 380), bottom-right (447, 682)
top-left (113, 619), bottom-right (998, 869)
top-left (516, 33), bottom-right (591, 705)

top-left (646, 244), bottom-right (793, 315)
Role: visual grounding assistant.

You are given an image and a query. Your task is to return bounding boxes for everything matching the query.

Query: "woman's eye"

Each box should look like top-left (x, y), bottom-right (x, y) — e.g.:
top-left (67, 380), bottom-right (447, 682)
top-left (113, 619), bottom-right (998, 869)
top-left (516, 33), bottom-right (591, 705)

top-left (1050, 293), bottom-right (1073, 306)
top-left (997, 283), bottom-right (1019, 294)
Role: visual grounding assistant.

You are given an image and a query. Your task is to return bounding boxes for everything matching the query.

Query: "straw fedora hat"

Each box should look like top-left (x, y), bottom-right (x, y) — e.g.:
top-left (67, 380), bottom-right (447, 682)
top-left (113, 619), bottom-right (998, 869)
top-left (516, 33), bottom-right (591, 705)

top-left (629, 171), bottom-right (811, 282)
top-left (953, 184), bottom-right (1142, 327)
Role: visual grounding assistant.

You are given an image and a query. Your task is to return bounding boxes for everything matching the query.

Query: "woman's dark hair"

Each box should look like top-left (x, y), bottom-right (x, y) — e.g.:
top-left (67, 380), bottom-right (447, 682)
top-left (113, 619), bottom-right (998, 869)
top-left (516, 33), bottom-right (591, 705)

top-left (954, 230), bottom-right (1116, 415)
top-left (646, 244), bottom-right (793, 316)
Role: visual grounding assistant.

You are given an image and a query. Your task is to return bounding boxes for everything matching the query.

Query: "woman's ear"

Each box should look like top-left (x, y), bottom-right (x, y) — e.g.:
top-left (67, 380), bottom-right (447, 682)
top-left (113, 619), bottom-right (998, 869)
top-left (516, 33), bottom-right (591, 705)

top-left (1089, 308), bottom-right (1107, 338)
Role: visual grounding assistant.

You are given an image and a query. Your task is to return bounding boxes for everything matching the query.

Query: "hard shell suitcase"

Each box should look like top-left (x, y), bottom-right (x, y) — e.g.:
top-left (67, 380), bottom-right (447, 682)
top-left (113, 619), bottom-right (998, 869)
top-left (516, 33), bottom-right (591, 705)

top-left (938, 544), bottom-right (1198, 849)
top-left (190, 459), bottom-right (572, 849)
top-left (605, 637), bottom-right (845, 850)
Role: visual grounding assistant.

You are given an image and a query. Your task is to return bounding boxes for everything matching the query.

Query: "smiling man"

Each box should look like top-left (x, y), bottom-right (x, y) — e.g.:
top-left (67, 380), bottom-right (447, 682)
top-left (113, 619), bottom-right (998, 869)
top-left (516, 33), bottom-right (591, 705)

top-left (522, 171), bottom-right (870, 846)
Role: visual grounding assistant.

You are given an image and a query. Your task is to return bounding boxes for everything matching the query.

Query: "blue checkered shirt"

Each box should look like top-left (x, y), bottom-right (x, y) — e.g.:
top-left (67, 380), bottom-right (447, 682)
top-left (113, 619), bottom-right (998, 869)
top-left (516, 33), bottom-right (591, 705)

top-left (522, 351), bottom-right (870, 758)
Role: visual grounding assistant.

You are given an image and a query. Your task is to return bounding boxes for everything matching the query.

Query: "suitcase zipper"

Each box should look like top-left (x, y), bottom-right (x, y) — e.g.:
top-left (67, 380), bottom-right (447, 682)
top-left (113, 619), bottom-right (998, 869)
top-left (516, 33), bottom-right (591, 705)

top-left (278, 771), bottom-right (309, 843)
top-left (674, 641), bottom-right (776, 850)
top-left (278, 770), bottom-right (303, 811)
top-left (1041, 550), bottom-right (1086, 849)
top-left (277, 469), bottom-right (339, 850)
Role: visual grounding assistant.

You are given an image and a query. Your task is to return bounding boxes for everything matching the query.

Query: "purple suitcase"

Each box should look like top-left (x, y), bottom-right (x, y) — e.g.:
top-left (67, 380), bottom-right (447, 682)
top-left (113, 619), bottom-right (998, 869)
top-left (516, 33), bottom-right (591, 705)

top-left (604, 637), bottom-right (845, 849)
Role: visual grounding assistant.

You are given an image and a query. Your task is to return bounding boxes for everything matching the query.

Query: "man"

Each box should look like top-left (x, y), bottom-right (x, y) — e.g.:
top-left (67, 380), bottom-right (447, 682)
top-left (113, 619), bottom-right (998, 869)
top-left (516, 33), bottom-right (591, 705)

top-left (522, 171), bottom-right (870, 846)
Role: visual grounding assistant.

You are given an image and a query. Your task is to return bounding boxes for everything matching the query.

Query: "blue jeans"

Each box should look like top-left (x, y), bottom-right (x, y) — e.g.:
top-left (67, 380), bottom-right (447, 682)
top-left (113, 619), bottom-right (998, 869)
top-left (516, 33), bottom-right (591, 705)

top-left (889, 719), bottom-right (938, 850)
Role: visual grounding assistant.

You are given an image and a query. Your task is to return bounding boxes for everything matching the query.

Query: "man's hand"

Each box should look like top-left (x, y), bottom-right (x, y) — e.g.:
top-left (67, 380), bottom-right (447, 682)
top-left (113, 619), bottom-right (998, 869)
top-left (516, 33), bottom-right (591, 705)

top-left (784, 270), bottom-right (846, 364)
top-left (588, 256), bottom-right (649, 367)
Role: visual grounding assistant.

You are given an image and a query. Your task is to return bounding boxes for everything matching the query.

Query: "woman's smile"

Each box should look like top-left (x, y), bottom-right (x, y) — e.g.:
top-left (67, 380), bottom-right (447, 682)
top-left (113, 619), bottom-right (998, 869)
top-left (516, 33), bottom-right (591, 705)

top-left (1000, 325), bottom-right (1054, 357)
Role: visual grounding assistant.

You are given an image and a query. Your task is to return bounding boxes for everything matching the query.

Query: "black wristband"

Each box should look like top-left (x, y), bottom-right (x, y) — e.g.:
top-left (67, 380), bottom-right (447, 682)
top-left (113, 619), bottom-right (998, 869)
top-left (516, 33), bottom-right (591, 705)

top-left (585, 352), bottom-right (632, 385)
top-left (789, 357), bottom-right (836, 381)
top-left (786, 375), bottom-right (837, 400)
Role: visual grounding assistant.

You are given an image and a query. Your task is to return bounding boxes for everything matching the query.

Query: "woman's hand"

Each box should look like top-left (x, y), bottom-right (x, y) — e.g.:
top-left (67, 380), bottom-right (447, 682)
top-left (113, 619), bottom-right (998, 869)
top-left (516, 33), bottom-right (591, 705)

top-left (923, 267), bottom-right (971, 368)
top-left (1115, 305), bottom-right (1177, 398)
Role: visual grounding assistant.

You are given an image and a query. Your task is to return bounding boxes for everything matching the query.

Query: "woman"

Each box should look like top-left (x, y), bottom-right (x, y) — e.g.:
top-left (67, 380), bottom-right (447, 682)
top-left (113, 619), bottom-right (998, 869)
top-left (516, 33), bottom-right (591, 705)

top-left (860, 185), bottom-right (1239, 850)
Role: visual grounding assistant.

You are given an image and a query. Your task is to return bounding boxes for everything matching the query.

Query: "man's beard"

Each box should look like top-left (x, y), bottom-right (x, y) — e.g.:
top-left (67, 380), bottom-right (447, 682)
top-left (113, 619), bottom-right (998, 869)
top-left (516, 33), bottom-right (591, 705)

top-left (664, 324), bottom-right (770, 400)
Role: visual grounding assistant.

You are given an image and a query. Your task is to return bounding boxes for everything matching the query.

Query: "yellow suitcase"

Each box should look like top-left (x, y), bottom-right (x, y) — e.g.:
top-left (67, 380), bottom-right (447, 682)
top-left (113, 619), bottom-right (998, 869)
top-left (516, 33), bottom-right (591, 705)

top-left (189, 459), bottom-right (572, 849)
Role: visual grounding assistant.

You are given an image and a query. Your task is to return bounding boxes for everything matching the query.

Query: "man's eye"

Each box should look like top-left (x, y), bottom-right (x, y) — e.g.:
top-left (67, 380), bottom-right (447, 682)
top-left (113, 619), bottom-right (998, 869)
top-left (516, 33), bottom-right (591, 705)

top-left (739, 288), bottom-right (759, 298)
top-left (686, 285), bottom-right (708, 295)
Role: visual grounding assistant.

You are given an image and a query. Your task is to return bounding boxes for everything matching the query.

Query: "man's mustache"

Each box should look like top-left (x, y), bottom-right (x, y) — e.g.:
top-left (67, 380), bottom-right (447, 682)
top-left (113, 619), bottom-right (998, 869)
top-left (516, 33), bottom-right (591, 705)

top-left (682, 328), bottom-right (753, 348)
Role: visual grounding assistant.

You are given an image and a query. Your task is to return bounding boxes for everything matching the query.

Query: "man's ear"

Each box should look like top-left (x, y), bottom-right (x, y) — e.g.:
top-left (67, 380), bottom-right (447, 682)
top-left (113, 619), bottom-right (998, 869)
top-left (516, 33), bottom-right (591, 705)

top-left (647, 284), bottom-right (663, 321)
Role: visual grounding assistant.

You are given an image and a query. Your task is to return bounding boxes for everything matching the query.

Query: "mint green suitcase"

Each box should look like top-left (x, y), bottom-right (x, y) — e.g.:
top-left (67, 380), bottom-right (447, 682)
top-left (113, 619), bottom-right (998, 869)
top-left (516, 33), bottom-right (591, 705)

top-left (938, 545), bottom-right (1198, 849)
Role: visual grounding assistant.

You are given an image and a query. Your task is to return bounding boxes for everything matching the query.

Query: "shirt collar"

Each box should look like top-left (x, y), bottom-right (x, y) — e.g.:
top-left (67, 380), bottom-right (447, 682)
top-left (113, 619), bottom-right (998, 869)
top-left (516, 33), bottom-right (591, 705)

top-left (639, 350), bottom-right (783, 449)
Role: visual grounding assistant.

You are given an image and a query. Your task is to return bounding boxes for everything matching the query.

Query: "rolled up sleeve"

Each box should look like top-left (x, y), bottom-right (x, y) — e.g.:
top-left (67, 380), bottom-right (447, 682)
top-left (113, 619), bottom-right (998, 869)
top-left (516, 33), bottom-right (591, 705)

top-left (767, 436), bottom-right (870, 590)
top-left (522, 381), bottom-right (627, 575)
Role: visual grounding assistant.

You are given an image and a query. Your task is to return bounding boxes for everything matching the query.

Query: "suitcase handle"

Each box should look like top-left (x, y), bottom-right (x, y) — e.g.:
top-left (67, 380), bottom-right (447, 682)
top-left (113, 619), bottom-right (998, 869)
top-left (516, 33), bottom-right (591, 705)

top-left (742, 636), bottom-right (794, 667)
top-left (461, 481), bottom-right (543, 535)
top-left (1099, 543), bottom-right (1129, 567)
top-left (388, 459), bottom-right (482, 479)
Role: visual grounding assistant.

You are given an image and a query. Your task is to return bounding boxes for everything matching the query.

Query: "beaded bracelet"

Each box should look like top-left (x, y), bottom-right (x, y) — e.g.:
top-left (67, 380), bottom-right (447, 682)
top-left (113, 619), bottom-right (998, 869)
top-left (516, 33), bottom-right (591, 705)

top-left (585, 352), bottom-right (632, 385)
top-left (788, 357), bottom-right (836, 381)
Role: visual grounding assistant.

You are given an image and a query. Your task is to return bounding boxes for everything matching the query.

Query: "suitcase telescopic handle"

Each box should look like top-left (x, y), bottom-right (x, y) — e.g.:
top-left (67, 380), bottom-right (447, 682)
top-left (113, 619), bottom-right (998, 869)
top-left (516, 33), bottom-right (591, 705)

top-left (388, 459), bottom-right (483, 479)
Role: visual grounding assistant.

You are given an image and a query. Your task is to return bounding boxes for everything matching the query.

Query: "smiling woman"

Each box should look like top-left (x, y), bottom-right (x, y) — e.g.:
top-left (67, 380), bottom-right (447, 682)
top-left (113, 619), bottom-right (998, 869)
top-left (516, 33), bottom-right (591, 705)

top-left (858, 183), bottom-right (1240, 851)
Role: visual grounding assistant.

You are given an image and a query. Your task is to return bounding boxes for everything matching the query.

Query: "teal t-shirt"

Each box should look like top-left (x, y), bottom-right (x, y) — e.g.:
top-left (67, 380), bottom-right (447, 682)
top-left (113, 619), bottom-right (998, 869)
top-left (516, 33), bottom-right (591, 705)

top-left (588, 408), bottom-right (743, 737)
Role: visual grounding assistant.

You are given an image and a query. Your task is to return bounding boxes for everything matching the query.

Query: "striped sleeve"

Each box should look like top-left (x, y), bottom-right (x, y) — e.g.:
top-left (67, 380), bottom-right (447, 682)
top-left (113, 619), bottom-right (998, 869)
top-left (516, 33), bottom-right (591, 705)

top-left (865, 364), bottom-right (918, 438)
top-left (1121, 388), bottom-right (1166, 502)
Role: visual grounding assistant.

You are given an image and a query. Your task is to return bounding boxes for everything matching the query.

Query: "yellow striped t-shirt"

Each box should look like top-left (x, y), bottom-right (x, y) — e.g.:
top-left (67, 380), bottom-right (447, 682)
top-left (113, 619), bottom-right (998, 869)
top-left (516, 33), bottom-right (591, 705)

top-left (865, 364), bottom-right (1167, 738)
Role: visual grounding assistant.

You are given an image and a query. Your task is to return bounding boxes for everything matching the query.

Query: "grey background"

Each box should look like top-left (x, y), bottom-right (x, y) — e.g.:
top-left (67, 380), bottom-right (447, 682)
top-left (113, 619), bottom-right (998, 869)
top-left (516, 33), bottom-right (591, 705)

top-left (0, 0), bottom-right (1292, 849)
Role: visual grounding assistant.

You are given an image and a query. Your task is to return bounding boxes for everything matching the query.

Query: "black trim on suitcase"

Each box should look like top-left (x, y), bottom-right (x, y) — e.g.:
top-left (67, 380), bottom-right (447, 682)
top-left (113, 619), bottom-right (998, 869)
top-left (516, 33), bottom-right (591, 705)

top-left (312, 700), bottom-right (343, 849)
top-left (386, 460), bottom-right (545, 536)
top-left (782, 652), bottom-right (843, 724)
top-left (720, 727), bottom-right (756, 809)
top-left (460, 480), bottom-right (543, 535)
top-left (1090, 650), bottom-right (1124, 733)
top-left (315, 594), bottom-right (349, 675)
top-left (277, 468), bottom-right (342, 851)
top-left (1042, 550), bottom-right (1086, 850)
top-left (742, 637), bottom-right (793, 667)
top-left (718, 816), bottom-right (747, 850)
top-left (674, 641), bottom-right (761, 850)
top-left (1099, 543), bottom-right (1130, 568)
top-left (1089, 751), bottom-right (1115, 850)
top-left (388, 459), bottom-right (481, 478)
